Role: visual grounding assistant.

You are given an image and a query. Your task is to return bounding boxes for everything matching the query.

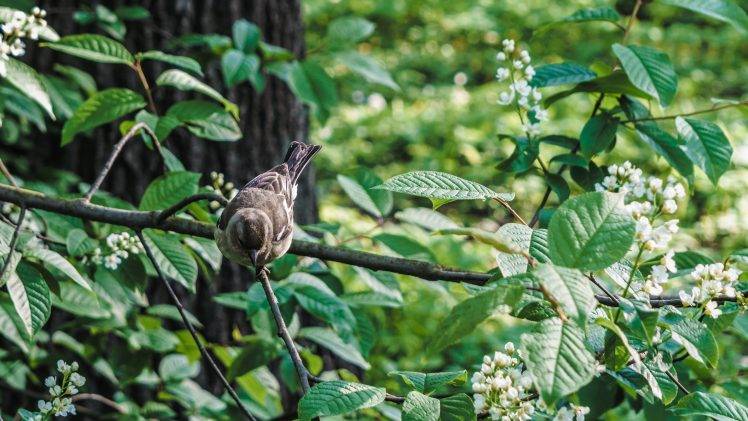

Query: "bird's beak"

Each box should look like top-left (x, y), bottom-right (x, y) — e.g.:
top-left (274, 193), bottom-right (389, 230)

top-left (249, 249), bottom-right (259, 267)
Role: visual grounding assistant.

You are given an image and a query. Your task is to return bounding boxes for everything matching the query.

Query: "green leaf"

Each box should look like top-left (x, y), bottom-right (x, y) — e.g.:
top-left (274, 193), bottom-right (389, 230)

top-left (389, 370), bottom-right (467, 394)
top-left (297, 380), bottom-right (385, 420)
top-left (377, 171), bottom-right (514, 205)
top-left (8, 262), bottom-right (51, 337)
top-left (139, 171), bottom-right (201, 211)
top-left (620, 97), bottom-right (694, 180)
top-left (661, 0), bottom-right (748, 34)
top-left (403, 391), bottom-right (440, 421)
top-left (42, 34), bottom-right (134, 65)
top-left (394, 208), bottom-right (458, 231)
top-left (23, 247), bottom-right (92, 291)
top-left (232, 19), bottom-right (261, 53)
top-left (337, 168), bottom-right (393, 218)
top-left (549, 153), bottom-right (588, 168)
top-left (580, 113), bottom-right (619, 157)
top-left (539, 135), bottom-right (578, 150)
top-left (221, 49), bottom-right (260, 88)
top-left (533, 264), bottom-right (595, 326)
top-left (670, 391), bottom-right (748, 420)
top-left (159, 354), bottom-right (199, 383)
top-left (286, 60), bottom-right (338, 122)
top-left (138, 50), bottom-right (203, 76)
top-left (298, 327), bottom-right (370, 369)
top-left (497, 136), bottom-right (539, 174)
top-left (337, 51), bottom-right (399, 90)
top-left (428, 284), bottom-right (523, 352)
top-left (65, 229), bottom-right (97, 257)
top-left (612, 44), bottom-right (678, 107)
top-left (62, 88), bottom-right (146, 145)
top-left (293, 286), bottom-right (356, 339)
top-left (663, 314), bottom-right (719, 367)
top-left (545, 173), bottom-right (570, 202)
top-left (156, 69), bottom-right (239, 119)
top-left (167, 100), bottom-right (241, 141)
top-left (440, 394), bottom-right (476, 421)
top-left (326, 17), bottom-right (375, 46)
top-left (544, 71), bottom-right (652, 106)
top-left (675, 117), bottom-right (732, 184)
top-left (520, 318), bottom-right (597, 404)
top-left (227, 337), bottom-right (281, 380)
top-left (4, 58), bottom-right (55, 119)
top-left (548, 191), bottom-right (635, 271)
top-left (435, 227), bottom-right (521, 254)
top-left (560, 6), bottom-right (622, 25)
top-left (142, 230), bottom-right (198, 292)
top-left (147, 304), bottom-right (203, 329)
top-left (530, 63), bottom-right (597, 88)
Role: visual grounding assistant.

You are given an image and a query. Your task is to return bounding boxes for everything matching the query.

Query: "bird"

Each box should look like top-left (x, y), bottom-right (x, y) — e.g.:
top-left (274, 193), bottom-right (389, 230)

top-left (215, 141), bottom-right (321, 269)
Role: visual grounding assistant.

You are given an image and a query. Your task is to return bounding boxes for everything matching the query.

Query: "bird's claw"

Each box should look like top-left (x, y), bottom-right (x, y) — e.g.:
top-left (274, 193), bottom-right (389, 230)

top-left (255, 265), bottom-right (271, 278)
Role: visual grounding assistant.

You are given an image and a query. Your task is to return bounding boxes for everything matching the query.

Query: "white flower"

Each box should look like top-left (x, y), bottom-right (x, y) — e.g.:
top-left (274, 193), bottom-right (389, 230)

top-left (496, 67), bottom-right (510, 81)
top-left (504, 342), bottom-right (515, 353)
top-left (497, 90), bottom-right (515, 105)
top-left (704, 300), bottom-right (721, 319)
top-left (661, 250), bottom-right (677, 273)
top-left (45, 376), bottom-right (56, 387)
top-left (524, 65), bottom-right (535, 79)
top-left (662, 199), bottom-right (677, 214)
top-left (650, 265), bottom-right (669, 284)
top-left (496, 52), bottom-right (506, 61)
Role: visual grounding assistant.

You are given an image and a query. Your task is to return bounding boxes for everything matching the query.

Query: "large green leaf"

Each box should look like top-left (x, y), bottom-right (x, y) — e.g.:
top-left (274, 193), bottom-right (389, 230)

top-left (142, 230), bottom-right (198, 292)
top-left (337, 168), bottom-right (393, 218)
top-left (7, 262), bottom-right (51, 337)
top-left (227, 337), bottom-right (281, 380)
top-left (661, 0), bottom-right (748, 34)
top-left (293, 286), bottom-right (356, 339)
top-left (403, 391), bottom-right (440, 421)
top-left (548, 191), bottom-right (635, 271)
top-left (579, 113), bottom-right (619, 157)
top-left (298, 380), bottom-right (385, 420)
top-left (4, 58), bottom-right (55, 119)
top-left (156, 69), bottom-right (238, 118)
top-left (62, 88), bottom-right (146, 145)
top-left (298, 327), bottom-right (370, 369)
top-left (337, 51), bottom-right (398, 90)
top-left (394, 208), bottom-right (458, 231)
top-left (560, 6), bottom-right (622, 25)
top-left (326, 16), bottom-right (375, 46)
top-left (138, 50), bottom-right (203, 76)
top-left (42, 34), bottom-right (134, 65)
top-left (544, 71), bottom-right (652, 106)
top-left (440, 394), bottom-right (476, 421)
top-left (612, 44), bottom-right (678, 106)
top-left (389, 370), bottom-right (467, 394)
top-left (159, 354), bottom-right (199, 383)
top-left (530, 63), bottom-right (597, 88)
top-left (520, 318), bottom-right (597, 404)
top-left (139, 171), bottom-right (201, 211)
top-left (428, 284), bottom-right (523, 352)
top-left (221, 49), bottom-right (260, 88)
top-left (663, 314), bottom-right (719, 367)
top-left (167, 100), bottom-right (241, 141)
top-left (232, 19), bottom-right (261, 53)
top-left (23, 247), bottom-right (92, 291)
top-left (286, 60), bottom-right (338, 122)
top-left (675, 117), bottom-right (732, 184)
top-left (670, 392), bottom-right (748, 420)
top-left (377, 171), bottom-right (514, 207)
top-left (532, 264), bottom-right (595, 326)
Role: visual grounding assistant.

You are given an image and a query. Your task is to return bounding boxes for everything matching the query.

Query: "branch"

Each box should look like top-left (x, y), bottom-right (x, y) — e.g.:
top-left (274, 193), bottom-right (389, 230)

top-left (620, 100), bottom-right (747, 124)
top-left (0, 157), bottom-right (19, 188)
top-left (0, 183), bottom-right (739, 308)
top-left (156, 193), bottom-right (228, 224)
top-left (256, 267), bottom-right (310, 392)
top-left (493, 198), bottom-right (527, 225)
top-left (82, 122), bottom-right (162, 203)
top-left (136, 231), bottom-right (256, 421)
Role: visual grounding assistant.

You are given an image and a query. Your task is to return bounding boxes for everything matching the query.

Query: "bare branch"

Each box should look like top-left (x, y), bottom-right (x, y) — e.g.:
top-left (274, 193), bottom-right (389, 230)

top-left (156, 193), bottom-right (228, 224)
top-left (0, 183), bottom-right (739, 308)
top-left (136, 231), bottom-right (256, 421)
top-left (257, 268), bottom-right (311, 392)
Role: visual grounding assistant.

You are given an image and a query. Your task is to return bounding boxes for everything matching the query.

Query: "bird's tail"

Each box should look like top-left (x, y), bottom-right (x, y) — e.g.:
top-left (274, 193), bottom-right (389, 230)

top-left (284, 141), bottom-right (322, 184)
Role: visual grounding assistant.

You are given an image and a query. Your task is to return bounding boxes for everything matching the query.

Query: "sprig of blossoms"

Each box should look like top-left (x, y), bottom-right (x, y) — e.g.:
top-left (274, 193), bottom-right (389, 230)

top-left (205, 171), bottom-right (238, 211)
top-left (0, 7), bottom-right (48, 77)
top-left (83, 231), bottom-right (143, 270)
top-left (679, 262), bottom-right (742, 317)
top-left (471, 343), bottom-right (590, 420)
top-left (495, 38), bottom-right (547, 136)
top-left (37, 360), bottom-right (85, 418)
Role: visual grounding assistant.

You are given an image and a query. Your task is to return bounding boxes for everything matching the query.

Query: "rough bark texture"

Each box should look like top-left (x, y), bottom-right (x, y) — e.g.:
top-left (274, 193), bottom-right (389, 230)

top-left (29, 0), bottom-right (315, 396)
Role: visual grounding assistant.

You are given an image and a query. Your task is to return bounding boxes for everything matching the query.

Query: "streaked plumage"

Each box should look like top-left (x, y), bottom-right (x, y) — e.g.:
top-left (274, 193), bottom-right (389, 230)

top-left (215, 141), bottom-right (321, 267)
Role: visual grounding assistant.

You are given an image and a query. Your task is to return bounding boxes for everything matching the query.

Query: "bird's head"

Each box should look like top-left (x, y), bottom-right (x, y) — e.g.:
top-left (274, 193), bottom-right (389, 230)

top-left (227, 208), bottom-right (273, 267)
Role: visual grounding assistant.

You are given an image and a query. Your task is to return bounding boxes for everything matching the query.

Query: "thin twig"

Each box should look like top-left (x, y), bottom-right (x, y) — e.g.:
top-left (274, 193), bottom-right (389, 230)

top-left (337, 218), bottom-right (385, 245)
top-left (0, 157), bottom-right (18, 187)
top-left (256, 267), bottom-right (310, 392)
top-left (71, 393), bottom-right (127, 414)
top-left (156, 193), bottom-right (228, 224)
top-left (493, 198), bottom-right (527, 225)
top-left (83, 122), bottom-right (157, 203)
top-left (587, 274), bottom-right (619, 305)
top-left (621, 101), bottom-right (747, 124)
top-left (0, 184), bottom-right (740, 308)
top-left (136, 231), bottom-right (256, 421)
top-left (133, 61), bottom-right (158, 114)
top-left (0, 207), bottom-right (26, 282)
top-left (665, 371), bottom-right (690, 395)
top-left (621, 0), bottom-right (643, 45)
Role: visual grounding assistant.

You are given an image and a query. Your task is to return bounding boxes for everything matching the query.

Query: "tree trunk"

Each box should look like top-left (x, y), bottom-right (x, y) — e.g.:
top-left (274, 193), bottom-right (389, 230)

top-left (33, 0), bottom-right (315, 395)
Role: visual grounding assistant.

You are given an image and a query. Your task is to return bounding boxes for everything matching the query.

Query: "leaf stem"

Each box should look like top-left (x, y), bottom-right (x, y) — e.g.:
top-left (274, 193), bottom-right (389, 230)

top-left (492, 197), bottom-right (528, 226)
top-left (621, 0), bottom-right (643, 45)
top-left (133, 60), bottom-right (158, 114)
top-left (621, 100), bottom-right (747, 124)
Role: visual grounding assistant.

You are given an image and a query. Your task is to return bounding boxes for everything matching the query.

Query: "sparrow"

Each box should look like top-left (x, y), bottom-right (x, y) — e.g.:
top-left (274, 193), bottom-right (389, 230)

top-left (215, 141), bottom-right (321, 268)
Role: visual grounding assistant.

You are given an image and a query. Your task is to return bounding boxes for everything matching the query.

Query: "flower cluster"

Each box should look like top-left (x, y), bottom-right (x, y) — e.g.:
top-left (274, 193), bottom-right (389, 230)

top-left (679, 263), bottom-right (742, 317)
top-left (85, 231), bottom-right (143, 270)
top-left (471, 343), bottom-right (537, 420)
top-left (206, 171), bottom-right (238, 211)
top-left (639, 251), bottom-right (677, 297)
top-left (553, 404), bottom-right (591, 421)
top-left (0, 7), bottom-right (48, 77)
top-left (37, 360), bottom-right (85, 417)
top-left (495, 38), bottom-right (547, 136)
top-left (595, 161), bottom-right (685, 252)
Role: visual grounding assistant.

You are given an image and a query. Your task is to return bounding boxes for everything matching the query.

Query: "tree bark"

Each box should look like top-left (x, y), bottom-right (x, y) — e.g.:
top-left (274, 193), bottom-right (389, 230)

top-left (31, 0), bottom-right (315, 395)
